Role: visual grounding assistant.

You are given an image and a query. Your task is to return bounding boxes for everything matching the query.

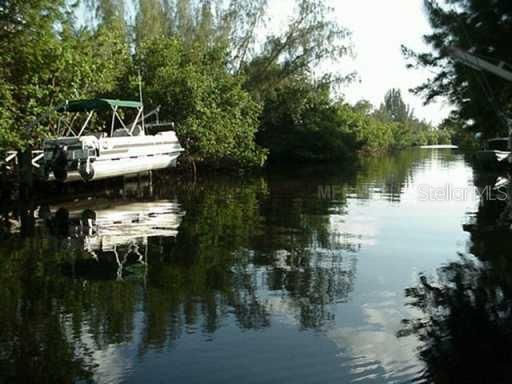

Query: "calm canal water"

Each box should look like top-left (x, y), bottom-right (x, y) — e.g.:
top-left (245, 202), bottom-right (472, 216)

top-left (1, 148), bottom-right (511, 384)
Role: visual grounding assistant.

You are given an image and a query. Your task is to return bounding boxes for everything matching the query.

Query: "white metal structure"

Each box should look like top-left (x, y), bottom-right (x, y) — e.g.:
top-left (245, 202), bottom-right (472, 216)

top-left (448, 47), bottom-right (512, 82)
top-left (1, 150), bottom-right (44, 171)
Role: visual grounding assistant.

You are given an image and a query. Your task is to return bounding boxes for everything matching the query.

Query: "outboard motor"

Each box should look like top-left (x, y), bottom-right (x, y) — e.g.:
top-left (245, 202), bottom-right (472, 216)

top-left (52, 145), bottom-right (69, 182)
top-left (42, 137), bottom-right (97, 183)
top-left (79, 157), bottom-right (95, 182)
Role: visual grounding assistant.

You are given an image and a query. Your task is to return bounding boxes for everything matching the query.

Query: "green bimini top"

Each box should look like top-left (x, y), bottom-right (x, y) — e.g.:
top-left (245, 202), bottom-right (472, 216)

top-left (57, 99), bottom-right (142, 112)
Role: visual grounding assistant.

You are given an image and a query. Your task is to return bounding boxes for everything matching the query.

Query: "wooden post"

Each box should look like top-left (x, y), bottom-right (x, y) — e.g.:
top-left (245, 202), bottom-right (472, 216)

top-left (191, 158), bottom-right (197, 183)
top-left (137, 172), bottom-right (142, 198)
top-left (148, 170), bottom-right (153, 197)
top-left (508, 121), bottom-right (512, 164)
top-left (19, 203), bottom-right (35, 238)
top-left (17, 148), bottom-right (33, 200)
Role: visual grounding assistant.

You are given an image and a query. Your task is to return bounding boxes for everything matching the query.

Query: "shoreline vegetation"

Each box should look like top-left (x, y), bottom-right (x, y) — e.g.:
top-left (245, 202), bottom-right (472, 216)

top-left (1, 0), bottom-right (453, 174)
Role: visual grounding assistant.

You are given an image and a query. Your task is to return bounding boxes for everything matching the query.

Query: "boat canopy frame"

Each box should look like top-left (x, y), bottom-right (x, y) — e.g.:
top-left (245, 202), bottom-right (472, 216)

top-left (57, 99), bottom-right (142, 112)
top-left (56, 98), bottom-right (144, 138)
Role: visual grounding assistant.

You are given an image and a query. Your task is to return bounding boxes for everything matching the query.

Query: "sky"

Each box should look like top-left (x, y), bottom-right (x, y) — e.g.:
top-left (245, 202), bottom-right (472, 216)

top-left (266, 0), bottom-right (452, 125)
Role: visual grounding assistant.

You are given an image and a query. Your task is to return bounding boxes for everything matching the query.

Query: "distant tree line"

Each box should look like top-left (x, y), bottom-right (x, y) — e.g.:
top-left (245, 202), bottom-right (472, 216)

top-left (350, 89), bottom-right (451, 154)
top-left (0, 0), bottom-right (450, 169)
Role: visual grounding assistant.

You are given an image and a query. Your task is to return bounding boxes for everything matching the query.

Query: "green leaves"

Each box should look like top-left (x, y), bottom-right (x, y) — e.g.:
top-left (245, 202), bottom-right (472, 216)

top-left (403, 0), bottom-right (512, 138)
top-left (2, 0), bottom-right (423, 168)
top-left (0, 0), bottom-right (131, 150)
top-left (257, 78), bottom-right (358, 162)
top-left (137, 37), bottom-right (266, 168)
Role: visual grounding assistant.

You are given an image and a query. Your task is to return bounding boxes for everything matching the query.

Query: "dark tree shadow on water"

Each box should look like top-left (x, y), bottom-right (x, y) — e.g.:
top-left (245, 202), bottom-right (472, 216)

top-left (399, 254), bottom-right (512, 384)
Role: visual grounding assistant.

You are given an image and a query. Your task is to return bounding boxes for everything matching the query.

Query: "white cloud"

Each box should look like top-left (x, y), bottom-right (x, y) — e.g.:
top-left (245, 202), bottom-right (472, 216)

top-left (328, 298), bottom-right (423, 382)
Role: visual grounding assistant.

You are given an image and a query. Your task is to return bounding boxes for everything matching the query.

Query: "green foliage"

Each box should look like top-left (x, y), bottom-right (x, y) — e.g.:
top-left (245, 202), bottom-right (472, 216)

top-left (378, 88), bottom-right (413, 123)
top-left (241, 0), bottom-right (358, 163)
top-left (0, 0), bottom-right (450, 170)
top-left (371, 88), bottom-right (452, 149)
top-left (0, 0), bottom-right (131, 150)
top-left (335, 102), bottom-right (393, 154)
top-left (134, 0), bottom-right (168, 46)
top-left (0, 0), bottom-right (271, 168)
top-left (403, 0), bottom-right (512, 139)
top-left (243, 0), bottom-right (353, 100)
top-left (137, 38), bottom-right (267, 167)
top-left (0, 0), bottom-right (68, 147)
top-left (257, 81), bottom-right (452, 162)
top-left (0, 81), bottom-right (16, 150)
top-left (257, 78), bottom-right (359, 162)
top-left (441, 117), bottom-right (479, 151)
top-left (133, 0), bottom-right (356, 167)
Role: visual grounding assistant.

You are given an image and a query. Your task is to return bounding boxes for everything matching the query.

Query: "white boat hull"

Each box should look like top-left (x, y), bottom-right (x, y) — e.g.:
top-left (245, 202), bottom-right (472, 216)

top-left (87, 152), bottom-right (181, 181)
top-left (42, 131), bottom-right (184, 182)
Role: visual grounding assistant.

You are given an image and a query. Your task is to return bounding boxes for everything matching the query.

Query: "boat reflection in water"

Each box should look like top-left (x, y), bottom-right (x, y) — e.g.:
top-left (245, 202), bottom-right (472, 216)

top-left (44, 199), bottom-right (185, 280)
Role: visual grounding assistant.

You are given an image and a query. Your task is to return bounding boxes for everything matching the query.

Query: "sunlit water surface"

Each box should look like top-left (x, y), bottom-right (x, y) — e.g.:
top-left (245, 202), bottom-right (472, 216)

top-left (2, 148), bottom-right (500, 384)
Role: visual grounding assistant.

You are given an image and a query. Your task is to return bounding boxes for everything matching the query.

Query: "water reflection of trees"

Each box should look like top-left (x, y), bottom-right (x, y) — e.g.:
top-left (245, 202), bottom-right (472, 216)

top-left (0, 149), bottom-right (435, 381)
top-left (0, 238), bottom-right (102, 382)
top-left (0, 176), bottom-right (348, 380)
top-left (400, 254), bottom-right (512, 384)
top-left (353, 148), bottom-right (432, 201)
top-left (400, 188), bottom-right (512, 384)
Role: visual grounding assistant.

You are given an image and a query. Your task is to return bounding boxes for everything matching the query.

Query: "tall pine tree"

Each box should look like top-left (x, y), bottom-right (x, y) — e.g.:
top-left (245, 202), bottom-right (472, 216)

top-left (403, 0), bottom-right (512, 138)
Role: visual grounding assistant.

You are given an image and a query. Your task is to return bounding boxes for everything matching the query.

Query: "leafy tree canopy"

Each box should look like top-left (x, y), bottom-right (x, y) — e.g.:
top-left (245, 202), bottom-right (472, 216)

top-left (403, 0), bottom-right (512, 139)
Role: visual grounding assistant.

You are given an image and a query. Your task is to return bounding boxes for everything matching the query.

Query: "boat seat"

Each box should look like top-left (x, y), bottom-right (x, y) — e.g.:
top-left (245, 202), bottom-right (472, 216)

top-left (112, 126), bottom-right (144, 137)
top-left (112, 128), bottom-right (131, 137)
